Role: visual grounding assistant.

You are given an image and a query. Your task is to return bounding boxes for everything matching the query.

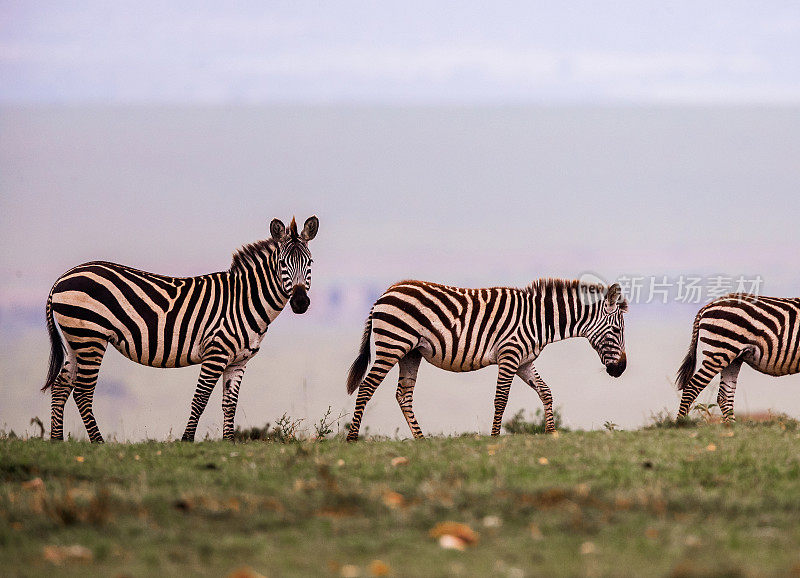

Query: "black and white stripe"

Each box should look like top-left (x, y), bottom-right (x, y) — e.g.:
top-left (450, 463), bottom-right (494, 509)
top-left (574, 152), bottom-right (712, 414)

top-left (676, 292), bottom-right (800, 422)
top-left (345, 278), bottom-right (628, 440)
top-left (42, 216), bottom-right (318, 442)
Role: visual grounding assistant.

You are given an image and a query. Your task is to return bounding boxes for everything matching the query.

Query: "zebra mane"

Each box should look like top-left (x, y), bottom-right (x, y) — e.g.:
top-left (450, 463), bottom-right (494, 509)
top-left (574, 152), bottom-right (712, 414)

top-left (229, 239), bottom-right (278, 273)
top-left (525, 277), bottom-right (607, 297)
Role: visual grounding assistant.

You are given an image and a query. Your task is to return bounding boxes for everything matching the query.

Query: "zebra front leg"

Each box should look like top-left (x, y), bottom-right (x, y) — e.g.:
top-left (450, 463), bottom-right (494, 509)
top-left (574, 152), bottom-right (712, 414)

top-left (717, 359), bottom-right (742, 424)
top-left (221, 362), bottom-right (247, 442)
top-left (517, 362), bottom-right (556, 433)
top-left (182, 355), bottom-right (227, 442)
top-left (72, 344), bottom-right (107, 443)
top-left (491, 357), bottom-right (519, 436)
top-left (677, 352), bottom-right (732, 419)
top-left (396, 350), bottom-right (424, 439)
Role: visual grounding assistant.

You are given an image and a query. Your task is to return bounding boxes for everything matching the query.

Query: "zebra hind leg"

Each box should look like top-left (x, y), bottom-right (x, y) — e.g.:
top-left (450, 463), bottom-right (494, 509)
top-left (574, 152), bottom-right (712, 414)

top-left (677, 351), bottom-right (734, 420)
top-left (72, 343), bottom-right (108, 443)
top-left (396, 350), bottom-right (424, 439)
top-left (717, 358), bottom-right (743, 424)
top-left (346, 348), bottom-right (406, 442)
top-left (50, 362), bottom-right (75, 441)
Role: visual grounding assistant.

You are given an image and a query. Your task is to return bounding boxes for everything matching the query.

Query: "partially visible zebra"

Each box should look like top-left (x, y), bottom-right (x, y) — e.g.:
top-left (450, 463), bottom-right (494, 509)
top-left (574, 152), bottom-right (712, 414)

top-left (345, 278), bottom-right (628, 440)
top-left (676, 293), bottom-right (800, 422)
top-left (42, 216), bottom-right (318, 442)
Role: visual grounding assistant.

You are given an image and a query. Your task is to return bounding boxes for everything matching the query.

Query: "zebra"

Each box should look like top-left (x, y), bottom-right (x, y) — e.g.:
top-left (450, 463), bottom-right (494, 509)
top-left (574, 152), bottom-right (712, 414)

top-left (676, 292), bottom-right (800, 422)
top-left (345, 278), bottom-right (628, 441)
top-left (41, 216), bottom-right (318, 443)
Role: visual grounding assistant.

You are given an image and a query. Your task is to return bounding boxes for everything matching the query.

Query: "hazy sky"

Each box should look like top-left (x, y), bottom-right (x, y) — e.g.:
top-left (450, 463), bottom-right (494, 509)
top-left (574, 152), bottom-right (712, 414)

top-left (2, 105), bottom-right (799, 311)
top-left (2, 1), bottom-right (800, 104)
top-left (2, 2), bottom-right (799, 305)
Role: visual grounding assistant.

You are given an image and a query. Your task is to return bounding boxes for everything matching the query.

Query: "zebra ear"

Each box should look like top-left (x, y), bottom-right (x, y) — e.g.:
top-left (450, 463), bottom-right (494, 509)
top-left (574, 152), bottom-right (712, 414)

top-left (270, 218), bottom-right (286, 241)
top-left (301, 215), bottom-right (319, 241)
top-left (605, 283), bottom-right (623, 313)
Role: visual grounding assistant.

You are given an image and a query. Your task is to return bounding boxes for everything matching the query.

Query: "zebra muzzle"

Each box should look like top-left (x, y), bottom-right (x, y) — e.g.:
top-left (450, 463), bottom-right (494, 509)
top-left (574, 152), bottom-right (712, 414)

top-left (289, 285), bottom-right (310, 314)
top-left (605, 351), bottom-right (627, 378)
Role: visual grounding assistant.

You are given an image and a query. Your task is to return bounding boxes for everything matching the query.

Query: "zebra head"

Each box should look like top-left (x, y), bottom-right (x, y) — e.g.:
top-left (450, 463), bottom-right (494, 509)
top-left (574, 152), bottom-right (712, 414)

top-left (270, 215), bottom-right (318, 314)
top-left (584, 283), bottom-right (628, 378)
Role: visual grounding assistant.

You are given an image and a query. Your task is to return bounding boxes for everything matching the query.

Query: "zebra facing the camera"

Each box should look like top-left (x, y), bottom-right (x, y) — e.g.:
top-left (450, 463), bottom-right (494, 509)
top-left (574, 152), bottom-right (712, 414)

top-left (42, 216), bottom-right (318, 443)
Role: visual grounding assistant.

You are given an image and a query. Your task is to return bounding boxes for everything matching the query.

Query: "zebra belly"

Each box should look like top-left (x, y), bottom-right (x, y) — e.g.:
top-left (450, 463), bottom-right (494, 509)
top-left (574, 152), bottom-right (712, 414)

top-left (108, 339), bottom-right (200, 368)
top-left (745, 349), bottom-right (800, 376)
top-left (729, 336), bottom-right (789, 376)
top-left (426, 357), bottom-right (496, 373)
top-left (418, 337), bottom-right (497, 372)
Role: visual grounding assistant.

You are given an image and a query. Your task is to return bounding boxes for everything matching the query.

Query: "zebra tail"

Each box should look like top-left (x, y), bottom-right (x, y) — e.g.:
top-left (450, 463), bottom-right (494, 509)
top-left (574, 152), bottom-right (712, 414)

top-left (676, 307), bottom-right (704, 390)
top-left (346, 311), bottom-right (373, 395)
top-left (41, 291), bottom-right (64, 392)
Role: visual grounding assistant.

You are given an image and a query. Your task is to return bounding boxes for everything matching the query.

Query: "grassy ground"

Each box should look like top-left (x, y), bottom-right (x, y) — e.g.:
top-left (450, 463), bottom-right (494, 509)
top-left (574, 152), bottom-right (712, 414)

top-left (2, 419), bottom-right (800, 577)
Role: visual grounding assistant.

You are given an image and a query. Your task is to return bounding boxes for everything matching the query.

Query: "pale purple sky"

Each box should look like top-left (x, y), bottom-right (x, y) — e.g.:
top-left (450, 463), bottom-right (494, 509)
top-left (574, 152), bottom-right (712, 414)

top-left (2, 1), bottom-right (800, 104)
top-left (2, 106), bottom-right (799, 311)
top-left (2, 3), bottom-right (800, 310)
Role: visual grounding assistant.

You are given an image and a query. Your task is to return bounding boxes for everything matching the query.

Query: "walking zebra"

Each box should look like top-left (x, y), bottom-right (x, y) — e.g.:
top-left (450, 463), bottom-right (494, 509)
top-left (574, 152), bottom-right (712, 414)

top-left (42, 216), bottom-right (318, 442)
top-left (345, 278), bottom-right (628, 440)
top-left (676, 292), bottom-right (800, 422)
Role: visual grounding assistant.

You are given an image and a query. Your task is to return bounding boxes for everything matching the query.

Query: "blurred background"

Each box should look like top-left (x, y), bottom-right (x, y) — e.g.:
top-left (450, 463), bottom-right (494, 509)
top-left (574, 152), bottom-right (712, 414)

top-left (2, 1), bottom-right (800, 440)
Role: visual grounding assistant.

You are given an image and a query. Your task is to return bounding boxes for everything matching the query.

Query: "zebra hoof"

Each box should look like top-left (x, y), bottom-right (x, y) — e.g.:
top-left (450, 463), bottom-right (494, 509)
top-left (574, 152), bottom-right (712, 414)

top-left (49, 436), bottom-right (63, 442)
top-left (180, 436), bottom-right (194, 442)
top-left (345, 434), bottom-right (359, 443)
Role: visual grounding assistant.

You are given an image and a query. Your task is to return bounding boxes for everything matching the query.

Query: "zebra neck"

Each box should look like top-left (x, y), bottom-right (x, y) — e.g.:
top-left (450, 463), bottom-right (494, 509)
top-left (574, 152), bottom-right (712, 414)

top-left (526, 284), bottom-right (597, 345)
top-left (232, 253), bottom-right (290, 333)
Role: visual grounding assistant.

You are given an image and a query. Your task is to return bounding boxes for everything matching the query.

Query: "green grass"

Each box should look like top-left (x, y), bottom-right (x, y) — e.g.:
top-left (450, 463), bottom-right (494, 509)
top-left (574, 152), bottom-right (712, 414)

top-left (2, 421), bottom-right (800, 577)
